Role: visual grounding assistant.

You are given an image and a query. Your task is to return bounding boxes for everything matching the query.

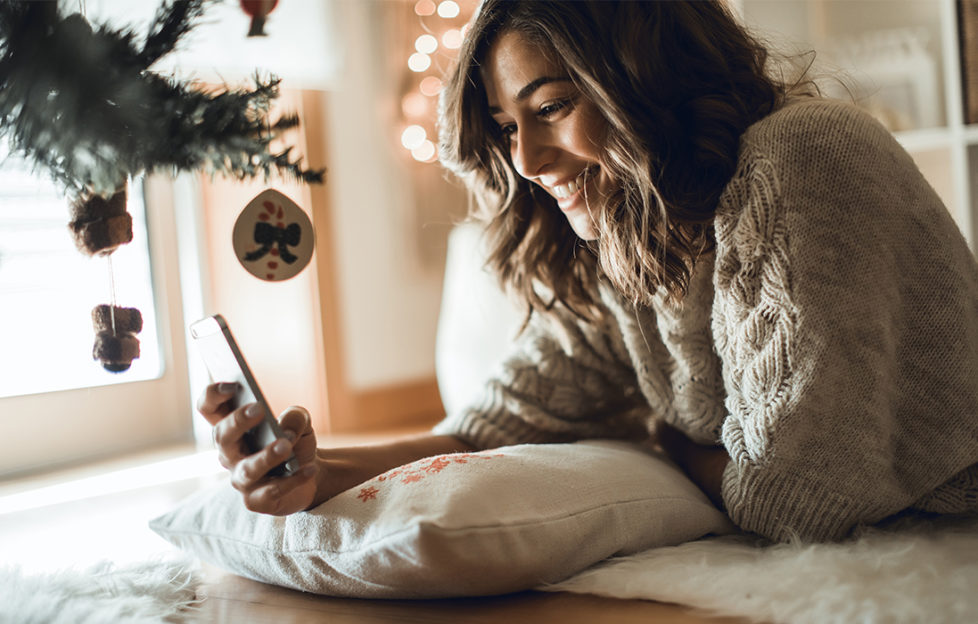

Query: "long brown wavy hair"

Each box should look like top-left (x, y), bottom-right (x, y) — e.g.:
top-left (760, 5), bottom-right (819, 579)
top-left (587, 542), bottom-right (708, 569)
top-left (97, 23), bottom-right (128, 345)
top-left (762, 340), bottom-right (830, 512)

top-left (439, 0), bottom-right (798, 321)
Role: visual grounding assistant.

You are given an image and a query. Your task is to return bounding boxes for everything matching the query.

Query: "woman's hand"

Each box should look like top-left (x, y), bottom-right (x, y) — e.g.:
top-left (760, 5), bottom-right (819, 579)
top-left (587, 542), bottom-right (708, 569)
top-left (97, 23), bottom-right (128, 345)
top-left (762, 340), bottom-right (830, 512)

top-left (197, 382), bottom-right (320, 516)
top-left (655, 421), bottom-right (730, 510)
top-left (197, 383), bottom-right (479, 516)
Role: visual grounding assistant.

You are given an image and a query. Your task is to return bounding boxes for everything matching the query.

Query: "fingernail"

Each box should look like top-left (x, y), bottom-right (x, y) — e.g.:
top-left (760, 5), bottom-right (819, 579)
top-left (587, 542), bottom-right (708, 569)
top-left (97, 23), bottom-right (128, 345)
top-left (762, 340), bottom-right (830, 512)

top-left (273, 439), bottom-right (290, 455)
top-left (283, 430), bottom-right (297, 442)
top-left (245, 403), bottom-right (263, 418)
top-left (217, 382), bottom-right (238, 394)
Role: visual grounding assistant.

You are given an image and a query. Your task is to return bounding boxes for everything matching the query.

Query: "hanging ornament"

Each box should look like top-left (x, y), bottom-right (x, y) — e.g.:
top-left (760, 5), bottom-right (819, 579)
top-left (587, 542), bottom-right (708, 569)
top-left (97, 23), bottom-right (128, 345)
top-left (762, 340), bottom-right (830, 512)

top-left (69, 182), bottom-right (143, 372)
top-left (232, 189), bottom-right (314, 282)
top-left (240, 0), bottom-right (280, 37)
top-left (68, 185), bottom-right (132, 256)
top-left (91, 303), bottom-right (143, 372)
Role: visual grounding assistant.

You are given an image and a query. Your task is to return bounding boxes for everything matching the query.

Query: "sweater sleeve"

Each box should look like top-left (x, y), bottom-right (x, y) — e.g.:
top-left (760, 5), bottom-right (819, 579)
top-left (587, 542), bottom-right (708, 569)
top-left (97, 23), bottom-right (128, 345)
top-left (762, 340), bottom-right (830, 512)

top-left (713, 100), bottom-right (978, 542)
top-left (432, 295), bottom-right (649, 450)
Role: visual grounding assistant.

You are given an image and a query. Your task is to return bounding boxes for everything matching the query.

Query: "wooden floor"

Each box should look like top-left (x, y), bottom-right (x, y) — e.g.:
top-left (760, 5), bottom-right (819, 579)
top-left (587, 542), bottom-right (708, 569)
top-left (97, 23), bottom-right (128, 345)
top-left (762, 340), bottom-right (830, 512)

top-left (196, 565), bottom-right (744, 623)
top-left (0, 441), bottom-right (748, 624)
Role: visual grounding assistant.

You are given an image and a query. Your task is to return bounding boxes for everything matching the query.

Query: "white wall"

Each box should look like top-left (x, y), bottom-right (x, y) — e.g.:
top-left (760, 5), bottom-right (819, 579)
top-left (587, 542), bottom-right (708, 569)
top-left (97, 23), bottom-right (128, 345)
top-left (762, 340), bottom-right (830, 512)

top-left (322, 0), bottom-right (452, 390)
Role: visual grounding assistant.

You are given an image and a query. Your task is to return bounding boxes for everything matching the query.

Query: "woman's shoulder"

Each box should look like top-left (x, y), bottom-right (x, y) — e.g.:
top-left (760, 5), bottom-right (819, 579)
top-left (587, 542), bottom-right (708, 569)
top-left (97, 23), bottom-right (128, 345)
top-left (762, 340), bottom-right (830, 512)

top-left (728, 96), bottom-right (913, 203)
top-left (715, 97), bottom-right (919, 264)
top-left (743, 96), bottom-right (894, 154)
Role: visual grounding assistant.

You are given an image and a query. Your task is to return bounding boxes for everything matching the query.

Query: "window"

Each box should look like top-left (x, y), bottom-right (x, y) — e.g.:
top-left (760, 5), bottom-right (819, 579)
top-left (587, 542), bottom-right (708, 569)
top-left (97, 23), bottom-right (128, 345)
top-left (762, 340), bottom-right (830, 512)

top-left (0, 144), bottom-right (196, 477)
top-left (0, 145), bottom-right (162, 397)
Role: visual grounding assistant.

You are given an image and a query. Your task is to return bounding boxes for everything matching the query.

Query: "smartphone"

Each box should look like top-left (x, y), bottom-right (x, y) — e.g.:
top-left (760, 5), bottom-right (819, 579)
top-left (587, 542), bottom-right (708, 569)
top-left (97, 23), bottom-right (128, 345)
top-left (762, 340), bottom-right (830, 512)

top-left (190, 314), bottom-right (299, 477)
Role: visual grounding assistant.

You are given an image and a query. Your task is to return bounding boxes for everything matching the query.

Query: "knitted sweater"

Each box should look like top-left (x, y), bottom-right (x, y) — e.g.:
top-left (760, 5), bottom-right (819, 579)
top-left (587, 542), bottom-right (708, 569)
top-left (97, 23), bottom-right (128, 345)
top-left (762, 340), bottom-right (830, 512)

top-left (433, 98), bottom-right (978, 543)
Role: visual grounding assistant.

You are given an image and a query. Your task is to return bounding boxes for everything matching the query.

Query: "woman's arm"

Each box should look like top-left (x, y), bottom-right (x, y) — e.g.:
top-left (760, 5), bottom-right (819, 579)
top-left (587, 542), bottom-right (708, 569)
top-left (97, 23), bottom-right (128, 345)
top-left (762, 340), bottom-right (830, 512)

top-left (308, 434), bottom-right (476, 509)
top-left (656, 421), bottom-right (730, 510)
top-left (198, 383), bottom-right (475, 515)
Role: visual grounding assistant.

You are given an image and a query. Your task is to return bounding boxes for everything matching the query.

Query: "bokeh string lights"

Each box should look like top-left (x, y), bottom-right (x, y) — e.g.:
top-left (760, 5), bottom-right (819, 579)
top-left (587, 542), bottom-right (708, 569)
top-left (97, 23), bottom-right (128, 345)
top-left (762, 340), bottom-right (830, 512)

top-left (399, 0), bottom-right (476, 163)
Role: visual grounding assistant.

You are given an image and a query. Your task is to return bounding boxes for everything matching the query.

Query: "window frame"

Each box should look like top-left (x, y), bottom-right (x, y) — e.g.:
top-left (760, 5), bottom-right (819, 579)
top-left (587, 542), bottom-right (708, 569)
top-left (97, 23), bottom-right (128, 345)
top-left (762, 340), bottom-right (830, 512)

top-left (0, 175), bottom-right (198, 478)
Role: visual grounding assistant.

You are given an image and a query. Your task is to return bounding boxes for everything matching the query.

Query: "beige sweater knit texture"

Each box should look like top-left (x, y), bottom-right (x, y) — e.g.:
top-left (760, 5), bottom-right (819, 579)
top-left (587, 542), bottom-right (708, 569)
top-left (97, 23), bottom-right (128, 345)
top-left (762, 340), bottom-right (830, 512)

top-left (433, 98), bottom-right (978, 542)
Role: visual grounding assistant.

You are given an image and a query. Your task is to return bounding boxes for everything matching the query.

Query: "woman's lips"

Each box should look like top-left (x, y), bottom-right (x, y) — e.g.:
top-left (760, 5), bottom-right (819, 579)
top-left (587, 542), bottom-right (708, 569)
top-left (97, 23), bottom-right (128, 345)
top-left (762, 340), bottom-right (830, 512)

top-left (551, 167), bottom-right (596, 212)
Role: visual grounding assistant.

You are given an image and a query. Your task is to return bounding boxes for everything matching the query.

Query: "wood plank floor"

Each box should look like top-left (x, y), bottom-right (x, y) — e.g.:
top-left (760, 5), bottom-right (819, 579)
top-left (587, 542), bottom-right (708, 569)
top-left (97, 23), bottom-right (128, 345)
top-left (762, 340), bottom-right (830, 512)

top-left (0, 441), bottom-right (748, 623)
top-left (196, 565), bottom-right (744, 623)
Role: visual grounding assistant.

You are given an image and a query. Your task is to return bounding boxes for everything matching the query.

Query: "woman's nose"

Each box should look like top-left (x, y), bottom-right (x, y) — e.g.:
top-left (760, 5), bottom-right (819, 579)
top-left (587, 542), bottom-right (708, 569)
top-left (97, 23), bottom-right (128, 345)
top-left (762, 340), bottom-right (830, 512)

top-left (511, 126), bottom-right (554, 180)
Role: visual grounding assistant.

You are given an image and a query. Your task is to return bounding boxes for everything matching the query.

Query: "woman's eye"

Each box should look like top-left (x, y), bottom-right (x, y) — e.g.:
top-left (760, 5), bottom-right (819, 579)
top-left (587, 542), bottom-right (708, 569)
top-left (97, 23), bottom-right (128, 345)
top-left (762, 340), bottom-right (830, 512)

top-left (538, 98), bottom-right (571, 119)
top-left (499, 123), bottom-right (517, 140)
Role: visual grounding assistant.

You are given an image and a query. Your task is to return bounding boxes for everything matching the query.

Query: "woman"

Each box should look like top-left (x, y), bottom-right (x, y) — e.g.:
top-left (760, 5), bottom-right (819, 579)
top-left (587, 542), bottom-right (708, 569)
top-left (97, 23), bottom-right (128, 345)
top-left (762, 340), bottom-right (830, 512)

top-left (199, 0), bottom-right (978, 542)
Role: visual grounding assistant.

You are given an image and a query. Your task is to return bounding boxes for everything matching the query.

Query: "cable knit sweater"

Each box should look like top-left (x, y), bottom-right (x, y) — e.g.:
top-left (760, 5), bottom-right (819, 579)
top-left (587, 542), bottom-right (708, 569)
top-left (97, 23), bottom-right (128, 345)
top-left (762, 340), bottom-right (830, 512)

top-left (433, 98), bottom-right (978, 543)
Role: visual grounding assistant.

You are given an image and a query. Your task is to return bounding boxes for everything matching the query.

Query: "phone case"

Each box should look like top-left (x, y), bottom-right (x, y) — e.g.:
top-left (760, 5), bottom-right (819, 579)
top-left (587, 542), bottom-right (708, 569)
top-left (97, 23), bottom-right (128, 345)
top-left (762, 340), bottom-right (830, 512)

top-left (190, 314), bottom-right (299, 477)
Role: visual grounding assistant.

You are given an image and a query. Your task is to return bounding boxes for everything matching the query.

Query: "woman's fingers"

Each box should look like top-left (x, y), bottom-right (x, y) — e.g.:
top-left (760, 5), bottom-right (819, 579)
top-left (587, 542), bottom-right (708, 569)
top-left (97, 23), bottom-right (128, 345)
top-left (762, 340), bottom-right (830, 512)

top-left (232, 436), bottom-right (319, 515)
top-left (196, 382), bottom-right (239, 425)
top-left (213, 402), bottom-right (264, 467)
top-left (197, 386), bottom-right (321, 515)
top-left (230, 436), bottom-right (295, 491)
top-left (278, 406), bottom-right (311, 438)
top-left (241, 465), bottom-right (319, 515)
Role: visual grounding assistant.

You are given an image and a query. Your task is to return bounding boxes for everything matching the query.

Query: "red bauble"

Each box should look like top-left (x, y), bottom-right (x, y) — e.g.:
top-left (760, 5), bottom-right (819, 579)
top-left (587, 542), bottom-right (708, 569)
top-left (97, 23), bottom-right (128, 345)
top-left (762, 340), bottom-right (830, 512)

top-left (240, 0), bottom-right (279, 37)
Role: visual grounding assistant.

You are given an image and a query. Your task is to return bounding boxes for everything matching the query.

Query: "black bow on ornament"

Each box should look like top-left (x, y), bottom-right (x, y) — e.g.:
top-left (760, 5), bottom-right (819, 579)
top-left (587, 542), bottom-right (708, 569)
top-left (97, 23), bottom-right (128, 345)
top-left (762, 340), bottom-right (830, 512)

top-left (244, 221), bottom-right (300, 264)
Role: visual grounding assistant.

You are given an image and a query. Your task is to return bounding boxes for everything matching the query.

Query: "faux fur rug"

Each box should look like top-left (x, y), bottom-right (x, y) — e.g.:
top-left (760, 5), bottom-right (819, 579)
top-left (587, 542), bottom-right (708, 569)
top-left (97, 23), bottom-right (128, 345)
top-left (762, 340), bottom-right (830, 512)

top-left (546, 515), bottom-right (978, 624)
top-left (0, 558), bottom-right (201, 624)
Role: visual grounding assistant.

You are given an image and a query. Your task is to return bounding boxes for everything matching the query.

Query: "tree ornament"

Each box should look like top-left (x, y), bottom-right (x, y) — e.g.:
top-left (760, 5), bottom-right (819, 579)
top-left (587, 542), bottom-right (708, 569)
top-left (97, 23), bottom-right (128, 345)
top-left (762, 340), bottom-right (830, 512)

top-left (0, 0), bottom-right (326, 374)
top-left (232, 189), bottom-right (314, 282)
top-left (68, 186), bottom-right (132, 257)
top-left (91, 304), bottom-right (143, 372)
top-left (240, 0), bottom-right (279, 37)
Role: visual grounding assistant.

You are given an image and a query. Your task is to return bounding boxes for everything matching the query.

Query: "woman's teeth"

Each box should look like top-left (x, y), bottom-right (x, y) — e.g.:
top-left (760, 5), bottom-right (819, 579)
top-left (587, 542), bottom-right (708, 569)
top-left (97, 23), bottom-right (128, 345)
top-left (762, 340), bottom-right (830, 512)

top-left (553, 169), bottom-right (591, 199)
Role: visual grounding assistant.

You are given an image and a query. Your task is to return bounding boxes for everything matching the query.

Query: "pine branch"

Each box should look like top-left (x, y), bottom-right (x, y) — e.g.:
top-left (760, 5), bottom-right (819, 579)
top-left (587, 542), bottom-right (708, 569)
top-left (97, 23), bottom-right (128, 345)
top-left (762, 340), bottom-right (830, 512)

top-left (0, 0), bottom-right (325, 197)
top-left (140, 0), bottom-right (208, 66)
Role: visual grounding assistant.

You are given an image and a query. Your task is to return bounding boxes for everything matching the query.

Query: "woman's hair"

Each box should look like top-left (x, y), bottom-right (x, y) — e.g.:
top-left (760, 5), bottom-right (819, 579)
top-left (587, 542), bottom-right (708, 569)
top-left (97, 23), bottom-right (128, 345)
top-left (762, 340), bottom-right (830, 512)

top-left (439, 0), bottom-right (803, 320)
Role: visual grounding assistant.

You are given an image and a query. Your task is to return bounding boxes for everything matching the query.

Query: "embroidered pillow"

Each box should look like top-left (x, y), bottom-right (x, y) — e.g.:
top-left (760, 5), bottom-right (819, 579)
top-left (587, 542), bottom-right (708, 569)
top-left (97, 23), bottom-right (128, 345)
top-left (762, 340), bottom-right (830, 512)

top-left (150, 440), bottom-right (734, 598)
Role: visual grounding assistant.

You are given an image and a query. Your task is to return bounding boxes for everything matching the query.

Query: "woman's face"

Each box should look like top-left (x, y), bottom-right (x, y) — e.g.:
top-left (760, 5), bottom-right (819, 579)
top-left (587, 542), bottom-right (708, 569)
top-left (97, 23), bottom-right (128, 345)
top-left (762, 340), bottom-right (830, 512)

top-left (482, 30), bottom-right (611, 241)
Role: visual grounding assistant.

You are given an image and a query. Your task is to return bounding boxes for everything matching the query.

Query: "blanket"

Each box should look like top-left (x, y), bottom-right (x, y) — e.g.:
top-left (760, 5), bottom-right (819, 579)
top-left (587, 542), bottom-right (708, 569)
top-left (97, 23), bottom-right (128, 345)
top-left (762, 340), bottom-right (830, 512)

top-left (0, 558), bottom-right (200, 624)
top-left (545, 514), bottom-right (978, 624)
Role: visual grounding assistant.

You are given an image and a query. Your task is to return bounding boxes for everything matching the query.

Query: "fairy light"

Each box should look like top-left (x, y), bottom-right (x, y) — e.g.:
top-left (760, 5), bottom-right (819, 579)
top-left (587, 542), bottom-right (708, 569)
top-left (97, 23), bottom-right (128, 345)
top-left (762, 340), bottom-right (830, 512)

top-left (408, 52), bottom-right (431, 72)
top-left (414, 0), bottom-right (436, 17)
top-left (401, 92), bottom-right (428, 118)
top-left (419, 76), bottom-right (442, 97)
top-left (399, 1), bottom-right (475, 164)
top-left (437, 1), bottom-right (460, 19)
top-left (411, 139), bottom-right (437, 162)
top-left (401, 125), bottom-right (427, 150)
top-left (442, 28), bottom-right (463, 49)
top-left (415, 34), bottom-right (438, 54)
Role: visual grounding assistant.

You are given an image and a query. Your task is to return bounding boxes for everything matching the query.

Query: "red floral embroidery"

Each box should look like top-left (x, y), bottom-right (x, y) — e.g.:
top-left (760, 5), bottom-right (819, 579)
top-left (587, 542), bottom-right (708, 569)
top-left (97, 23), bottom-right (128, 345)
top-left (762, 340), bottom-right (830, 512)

top-left (423, 456), bottom-right (451, 474)
top-left (357, 486), bottom-right (379, 502)
top-left (355, 452), bottom-right (505, 502)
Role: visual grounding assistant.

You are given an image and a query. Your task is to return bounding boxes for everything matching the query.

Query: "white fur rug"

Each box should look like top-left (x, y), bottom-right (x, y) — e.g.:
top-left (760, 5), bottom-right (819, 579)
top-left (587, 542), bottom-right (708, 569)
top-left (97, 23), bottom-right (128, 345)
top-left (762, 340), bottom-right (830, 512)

top-left (0, 558), bottom-right (201, 624)
top-left (546, 515), bottom-right (978, 624)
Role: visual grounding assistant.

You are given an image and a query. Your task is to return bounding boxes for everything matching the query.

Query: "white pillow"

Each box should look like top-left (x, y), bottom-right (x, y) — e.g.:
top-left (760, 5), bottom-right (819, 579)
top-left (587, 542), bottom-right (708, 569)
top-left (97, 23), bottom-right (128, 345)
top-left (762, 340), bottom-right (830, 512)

top-left (435, 223), bottom-right (524, 416)
top-left (150, 440), bottom-right (735, 598)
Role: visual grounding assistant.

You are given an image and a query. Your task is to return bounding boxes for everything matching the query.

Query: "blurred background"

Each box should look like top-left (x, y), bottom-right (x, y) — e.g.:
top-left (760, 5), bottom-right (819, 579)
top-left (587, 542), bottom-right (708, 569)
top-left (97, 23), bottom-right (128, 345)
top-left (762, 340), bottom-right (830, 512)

top-left (0, 0), bottom-right (975, 484)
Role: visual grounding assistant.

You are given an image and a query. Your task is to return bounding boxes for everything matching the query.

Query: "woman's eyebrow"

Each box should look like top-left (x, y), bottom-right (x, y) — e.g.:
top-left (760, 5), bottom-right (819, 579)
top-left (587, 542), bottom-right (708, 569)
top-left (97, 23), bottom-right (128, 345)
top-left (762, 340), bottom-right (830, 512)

top-left (488, 76), bottom-right (572, 114)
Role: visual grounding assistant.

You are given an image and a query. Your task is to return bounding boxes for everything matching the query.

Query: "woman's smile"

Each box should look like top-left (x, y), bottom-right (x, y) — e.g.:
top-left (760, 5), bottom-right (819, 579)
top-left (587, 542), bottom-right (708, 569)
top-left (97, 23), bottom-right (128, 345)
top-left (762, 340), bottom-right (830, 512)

top-left (482, 31), bottom-right (610, 240)
top-left (549, 166), bottom-right (598, 211)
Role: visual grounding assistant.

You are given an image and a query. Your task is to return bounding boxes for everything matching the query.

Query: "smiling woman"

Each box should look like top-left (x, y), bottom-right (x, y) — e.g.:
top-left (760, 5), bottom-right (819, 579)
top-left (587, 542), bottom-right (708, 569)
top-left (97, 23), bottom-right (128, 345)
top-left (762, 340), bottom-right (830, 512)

top-left (483, 31), bottom-right (609, 241)
top-left (190, 0), bottom-right (978, 551)
top-left (430, 0), bottom-right (978, 543)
